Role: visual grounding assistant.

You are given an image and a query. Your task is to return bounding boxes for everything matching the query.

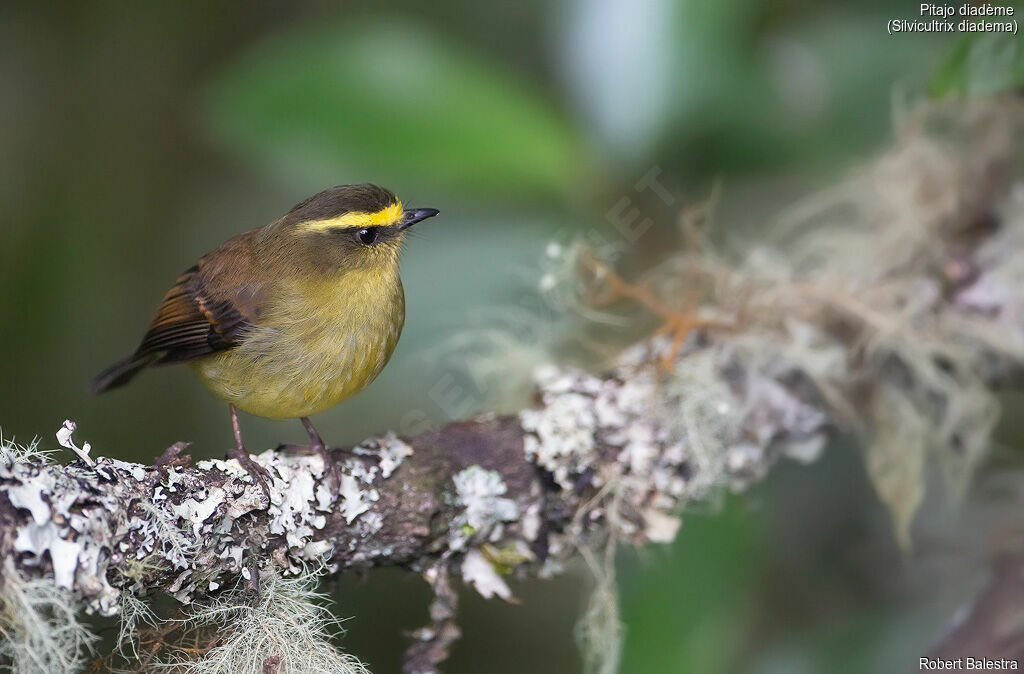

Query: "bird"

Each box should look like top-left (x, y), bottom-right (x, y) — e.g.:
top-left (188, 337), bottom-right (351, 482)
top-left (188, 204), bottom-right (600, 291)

top-left (91, 184), bottom-right (438, 498)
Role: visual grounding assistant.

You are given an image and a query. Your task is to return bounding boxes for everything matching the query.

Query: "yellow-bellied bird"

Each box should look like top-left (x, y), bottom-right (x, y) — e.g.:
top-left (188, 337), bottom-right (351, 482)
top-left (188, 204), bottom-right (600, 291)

top-left (92, 184), bottom-right (438, 496)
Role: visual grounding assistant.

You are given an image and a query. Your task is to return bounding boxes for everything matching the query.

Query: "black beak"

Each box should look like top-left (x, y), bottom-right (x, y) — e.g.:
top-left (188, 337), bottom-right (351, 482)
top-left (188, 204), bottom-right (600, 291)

top-left (399, 207), bottom-right (439, 230)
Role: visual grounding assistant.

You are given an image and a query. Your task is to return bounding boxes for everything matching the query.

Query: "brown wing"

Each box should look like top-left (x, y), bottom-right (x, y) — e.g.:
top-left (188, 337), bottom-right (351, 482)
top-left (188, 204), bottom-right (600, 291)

top-left (136, 264), bottom-right (256, 364)
top-left (91, 229), bottom-right (269, 394)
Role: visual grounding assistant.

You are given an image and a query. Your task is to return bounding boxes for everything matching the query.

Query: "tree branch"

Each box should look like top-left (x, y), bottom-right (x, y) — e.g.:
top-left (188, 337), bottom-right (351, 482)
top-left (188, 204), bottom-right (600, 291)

top-left (1, 100), bottom-right (1022, 673)
top-left (919, 547), bottom-right (1024, 672)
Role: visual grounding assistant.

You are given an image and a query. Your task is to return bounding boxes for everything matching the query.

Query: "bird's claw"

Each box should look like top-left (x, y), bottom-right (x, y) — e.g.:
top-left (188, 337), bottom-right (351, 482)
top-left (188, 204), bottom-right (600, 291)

top-left (277, 442), bottom-right (340, 494)
top-left (227, 446), bottom-right (273, 503)
top-left (319, 445), bottom-right (341, 493)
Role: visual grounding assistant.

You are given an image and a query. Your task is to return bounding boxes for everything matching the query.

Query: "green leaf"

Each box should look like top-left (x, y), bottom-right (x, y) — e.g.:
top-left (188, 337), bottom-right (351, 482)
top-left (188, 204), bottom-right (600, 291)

top-left (201, 18), bottom-right (590, 199)
top-left (930, 27), bottom-right (1024, 98)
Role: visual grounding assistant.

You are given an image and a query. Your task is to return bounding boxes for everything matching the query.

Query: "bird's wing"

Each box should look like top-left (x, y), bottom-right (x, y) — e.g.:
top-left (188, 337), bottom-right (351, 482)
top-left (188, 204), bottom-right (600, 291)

top-left (134, 232), bottom-right (268, 364)
top-left (133, 264), bottom-right (258, 364)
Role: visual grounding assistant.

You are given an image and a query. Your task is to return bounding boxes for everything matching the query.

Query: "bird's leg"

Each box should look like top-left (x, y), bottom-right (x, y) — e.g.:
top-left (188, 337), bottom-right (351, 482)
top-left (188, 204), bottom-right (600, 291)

top-left (226, 404), bottom-right (272, 502)
top-left (300, 416), bottom-right (326, 451)
top-left (302, 416), bottom-right (341, 488)
top-left (277, 417), bottom-right (339, 489)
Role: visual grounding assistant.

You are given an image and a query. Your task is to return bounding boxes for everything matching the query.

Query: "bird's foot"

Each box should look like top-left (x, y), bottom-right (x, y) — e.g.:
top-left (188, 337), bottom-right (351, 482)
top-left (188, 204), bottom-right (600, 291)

top-left (277, 417), bottom-right (341, 492)
top-left (276, 442), bottom-right (341, 492)
top-left (227, 445), bottom-right (273, 503)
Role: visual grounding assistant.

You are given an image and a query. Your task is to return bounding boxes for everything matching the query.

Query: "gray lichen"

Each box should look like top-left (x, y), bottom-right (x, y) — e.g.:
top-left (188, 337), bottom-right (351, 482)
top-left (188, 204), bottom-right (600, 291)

top-left (449, 466), bottom-right (519, 552)
top-left (0, 99), bottom-right (1021, 674)
top-left (0, 425), bottom-right (423, 623)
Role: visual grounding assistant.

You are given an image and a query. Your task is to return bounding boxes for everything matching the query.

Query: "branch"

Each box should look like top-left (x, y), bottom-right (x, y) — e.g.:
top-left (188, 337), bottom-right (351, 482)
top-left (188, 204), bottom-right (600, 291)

top-left (919, 547), bottom-right (1024, 672)
top-left (1, 100), bottom-right (1022, 673)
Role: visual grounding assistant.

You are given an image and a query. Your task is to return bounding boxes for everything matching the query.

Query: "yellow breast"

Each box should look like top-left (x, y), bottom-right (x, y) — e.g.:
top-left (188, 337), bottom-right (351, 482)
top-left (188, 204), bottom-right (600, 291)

top-left (193, 270), bottom-right (405, 420)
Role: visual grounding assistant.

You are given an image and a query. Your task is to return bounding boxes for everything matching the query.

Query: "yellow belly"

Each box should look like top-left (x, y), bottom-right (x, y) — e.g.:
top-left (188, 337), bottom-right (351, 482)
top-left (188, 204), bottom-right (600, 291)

top-left (192, 275), bottom-right (404, 420)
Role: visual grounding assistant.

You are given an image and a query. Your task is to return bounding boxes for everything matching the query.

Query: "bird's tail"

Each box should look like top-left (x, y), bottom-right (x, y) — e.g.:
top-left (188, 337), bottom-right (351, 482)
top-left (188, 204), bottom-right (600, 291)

top-left (89, 353), bottom-right (156, 394)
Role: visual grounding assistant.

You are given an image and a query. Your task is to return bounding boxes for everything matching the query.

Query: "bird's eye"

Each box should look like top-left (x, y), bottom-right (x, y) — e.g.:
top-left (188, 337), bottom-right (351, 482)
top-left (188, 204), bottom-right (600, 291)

top-left (356, 228), bottom-right (378, 245)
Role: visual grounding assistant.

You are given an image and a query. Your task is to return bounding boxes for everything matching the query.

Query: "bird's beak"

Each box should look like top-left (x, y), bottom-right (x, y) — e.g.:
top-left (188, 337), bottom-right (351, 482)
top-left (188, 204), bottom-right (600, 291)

top-left (398, 207), bottom-right (440, 230)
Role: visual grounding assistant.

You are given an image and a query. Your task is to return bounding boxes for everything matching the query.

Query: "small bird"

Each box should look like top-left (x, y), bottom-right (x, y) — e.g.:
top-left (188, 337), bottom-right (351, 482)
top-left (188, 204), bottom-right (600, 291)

top-left (92, 184), bottom-right (438, 496)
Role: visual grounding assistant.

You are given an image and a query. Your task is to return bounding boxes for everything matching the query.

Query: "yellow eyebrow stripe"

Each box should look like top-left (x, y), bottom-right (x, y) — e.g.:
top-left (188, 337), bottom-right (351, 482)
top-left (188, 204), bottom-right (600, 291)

top-left (300, 202), bottom-right (403, 232)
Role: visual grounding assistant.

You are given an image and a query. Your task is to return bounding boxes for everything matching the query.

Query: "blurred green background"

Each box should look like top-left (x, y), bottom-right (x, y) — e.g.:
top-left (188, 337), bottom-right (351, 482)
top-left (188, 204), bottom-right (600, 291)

top-left (0, 1), bottom-right (1011, 672)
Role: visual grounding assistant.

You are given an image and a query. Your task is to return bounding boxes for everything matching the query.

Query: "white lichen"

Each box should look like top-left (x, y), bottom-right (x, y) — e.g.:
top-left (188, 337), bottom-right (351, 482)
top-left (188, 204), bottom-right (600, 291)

top-left (55, 420), bottom-right (93, 466)
top-left (353, 432), bottom-right (413, 479)
top-left (2, 441), bottom-right (121, 613)
top-left (461, 549), bottom-right (512, 601)
top-left (450, 466), bottom-right (519, 551)
top-left (520, 366), bottom-right (601, 490)
top-left (170, 488), bottom-right (227, 538)
top-left (134, 497), bottom-right (196, 572)
top-left (264, 453), bottom-right (333, 551)
top-left (641, 508), bottom-right (681, 543)
top-left (338, 474), bottom-right (372, 524)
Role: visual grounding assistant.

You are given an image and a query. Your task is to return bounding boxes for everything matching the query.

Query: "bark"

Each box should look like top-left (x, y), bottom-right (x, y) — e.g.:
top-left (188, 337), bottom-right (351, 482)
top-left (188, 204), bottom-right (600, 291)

top-left (1, 101), bottom-right (1022, 674)
top-left (917, 548), bottom-right (1024, 672)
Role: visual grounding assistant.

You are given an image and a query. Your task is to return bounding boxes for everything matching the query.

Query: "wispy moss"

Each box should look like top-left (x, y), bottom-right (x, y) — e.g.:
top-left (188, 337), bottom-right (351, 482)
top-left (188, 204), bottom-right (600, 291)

top-left (0, 564), bottom-right (97, 674)
top-left (154, 570), bottom-right (368, 674)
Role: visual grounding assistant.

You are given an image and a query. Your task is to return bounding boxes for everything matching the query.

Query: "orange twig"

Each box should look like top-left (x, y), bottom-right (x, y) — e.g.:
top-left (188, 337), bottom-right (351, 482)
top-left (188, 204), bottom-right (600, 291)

top-left (581, 251), bottom-right (733, 368)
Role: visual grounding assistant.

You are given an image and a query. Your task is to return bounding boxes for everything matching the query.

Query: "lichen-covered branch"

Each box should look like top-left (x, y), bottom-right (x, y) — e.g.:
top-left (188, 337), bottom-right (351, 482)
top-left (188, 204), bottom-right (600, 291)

top-left (919, 546), bottom-right (1024, 673)
top-left (1, 100), bottom-right (1023, 673)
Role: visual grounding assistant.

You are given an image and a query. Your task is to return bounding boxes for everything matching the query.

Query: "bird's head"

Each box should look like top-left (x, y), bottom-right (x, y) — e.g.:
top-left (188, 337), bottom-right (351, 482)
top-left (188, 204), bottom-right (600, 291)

top-left (279, 184), bottom-right (438, 274)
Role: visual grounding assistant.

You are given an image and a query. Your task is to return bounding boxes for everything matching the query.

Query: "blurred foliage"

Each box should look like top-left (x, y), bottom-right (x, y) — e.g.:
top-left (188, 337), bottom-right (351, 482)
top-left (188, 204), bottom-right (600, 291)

top-left (202, 17), bottom-right (592, 201)
top-left (559, 0), bottom-right (945, 177)
top-left (620, 501), bottom-right (757, 673)
top-left (931, 27), bottom-right (1024, 98)
top-left (0, 1), bottom-right (1012, 673)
